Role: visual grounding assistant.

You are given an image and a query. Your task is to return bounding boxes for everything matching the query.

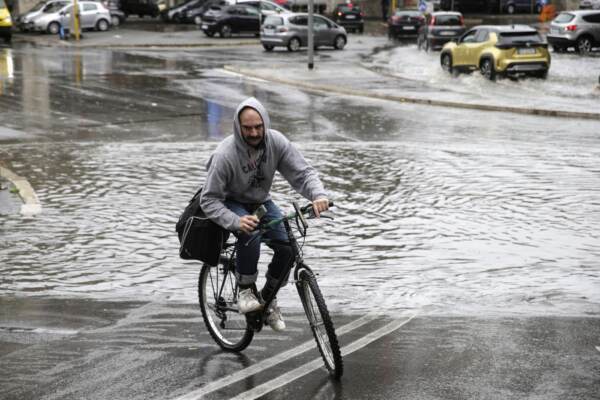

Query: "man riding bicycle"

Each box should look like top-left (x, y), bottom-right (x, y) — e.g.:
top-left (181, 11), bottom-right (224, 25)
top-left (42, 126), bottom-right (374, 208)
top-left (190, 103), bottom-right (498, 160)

top-left (200, 97), bottom-right (329, 332)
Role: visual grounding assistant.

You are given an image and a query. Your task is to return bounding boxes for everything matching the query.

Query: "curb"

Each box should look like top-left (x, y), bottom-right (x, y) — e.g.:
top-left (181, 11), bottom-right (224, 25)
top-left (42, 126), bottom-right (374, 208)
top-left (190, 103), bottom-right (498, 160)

top-left (223, 65), bottom-right (600, 121)
top-left (0, 164), bottom-right (42, 216)
top-left (12, 35), bottom-right (259, 49)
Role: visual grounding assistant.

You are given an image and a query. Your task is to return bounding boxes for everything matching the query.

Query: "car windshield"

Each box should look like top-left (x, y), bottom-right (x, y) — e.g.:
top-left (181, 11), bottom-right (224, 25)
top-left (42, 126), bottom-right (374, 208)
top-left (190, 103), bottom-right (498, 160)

top-left (554, 12), bottom-right (575, 23)
top-left (264, 15), bottom-right (283, 25)
top-left (29, 1), bottom-right (47, 12)
top-left (394, 10), bottom-right (421, 17)
top-left (44, 2), bottom-right (66, 12)
top-left (338, 5), bottom-right (360, 12)
top-left (435, 14), bottom-right (462, 25)
top-left (498, 31), bottom-right (544, 44)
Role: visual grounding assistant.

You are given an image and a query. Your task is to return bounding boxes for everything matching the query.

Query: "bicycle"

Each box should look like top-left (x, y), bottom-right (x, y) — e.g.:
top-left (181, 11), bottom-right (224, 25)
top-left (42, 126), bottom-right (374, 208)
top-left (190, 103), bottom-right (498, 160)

top-left (197, 201), bottom-right (344, 379)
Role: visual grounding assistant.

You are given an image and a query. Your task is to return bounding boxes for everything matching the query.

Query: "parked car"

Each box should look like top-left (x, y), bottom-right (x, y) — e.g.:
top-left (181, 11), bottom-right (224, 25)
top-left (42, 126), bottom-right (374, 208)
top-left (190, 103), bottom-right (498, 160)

top-left (491, 0), bottom-right (543, 14)
top-left (189, 0), bottom-right (227, 24)
top-left (439, 24), bottom-right (550, 80)
top-left (387, 9), bottom-right (425, 40)
top-left (120, 0), bottom-right (160, 17)
top-left (193, 0), bottom-right (285, 25)
top-left (260, 12), bottom-right (347, 51)
top-left (230, 0), bottom-right (289, 20)
top-left (28, 0), bottom-right (111, 34)
top-left (16, 0), bottom-right (68, 31)
top-left (417, 11), bottom-right (465, 51)
top-left (547, 10), bottom-right (600, 54)
top-left (200, 3), bottom-right (260, 37)
top-left (580, 0), bottom-right (600, 9)
top-left (101, 0), bottom-right (127, 26)
top-left (331, 2), bottom-right (363, 33)
top-left (162, 0), bottom-right (204, 22)
top-left (0, 0), bottom-right (11, 42)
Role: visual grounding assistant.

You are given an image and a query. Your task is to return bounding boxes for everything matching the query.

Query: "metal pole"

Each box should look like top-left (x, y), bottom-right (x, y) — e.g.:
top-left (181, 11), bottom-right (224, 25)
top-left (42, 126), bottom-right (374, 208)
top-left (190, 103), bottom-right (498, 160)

top-left (307, 0), bottom-right (314, 70)
top-left (73, 0), bottom-right (80, 41)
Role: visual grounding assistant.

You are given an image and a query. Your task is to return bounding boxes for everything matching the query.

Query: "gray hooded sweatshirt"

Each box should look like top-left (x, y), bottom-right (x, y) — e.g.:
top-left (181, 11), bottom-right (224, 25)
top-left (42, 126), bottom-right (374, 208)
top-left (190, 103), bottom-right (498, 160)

top-left (200, 97), bottom-right (327, 231)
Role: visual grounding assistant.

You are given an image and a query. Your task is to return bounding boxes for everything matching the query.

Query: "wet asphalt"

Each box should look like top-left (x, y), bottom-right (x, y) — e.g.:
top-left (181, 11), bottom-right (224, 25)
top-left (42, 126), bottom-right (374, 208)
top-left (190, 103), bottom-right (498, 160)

top-left (1, 296), bottom-right (599, 399)
top-left (2, 15), bottom-right (600, 400)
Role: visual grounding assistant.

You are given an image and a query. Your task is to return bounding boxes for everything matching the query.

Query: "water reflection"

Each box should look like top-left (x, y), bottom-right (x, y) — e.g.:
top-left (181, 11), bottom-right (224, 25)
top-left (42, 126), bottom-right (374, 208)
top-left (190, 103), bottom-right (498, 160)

top-left (0, 48), bottom-right (13, 95)
top-left (0, 140), bottom-right (598, 318)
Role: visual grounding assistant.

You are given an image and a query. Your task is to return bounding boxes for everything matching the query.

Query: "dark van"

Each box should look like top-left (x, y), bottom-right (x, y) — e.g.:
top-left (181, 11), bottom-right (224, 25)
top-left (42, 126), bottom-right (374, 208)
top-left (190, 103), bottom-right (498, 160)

top-left (121, 0), bottom-right (160, 17)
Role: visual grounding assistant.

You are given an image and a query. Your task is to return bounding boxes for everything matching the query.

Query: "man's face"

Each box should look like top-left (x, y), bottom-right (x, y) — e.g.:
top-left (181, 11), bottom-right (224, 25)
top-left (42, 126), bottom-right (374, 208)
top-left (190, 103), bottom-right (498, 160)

top-left (239, 108), bottom-right (264, 148)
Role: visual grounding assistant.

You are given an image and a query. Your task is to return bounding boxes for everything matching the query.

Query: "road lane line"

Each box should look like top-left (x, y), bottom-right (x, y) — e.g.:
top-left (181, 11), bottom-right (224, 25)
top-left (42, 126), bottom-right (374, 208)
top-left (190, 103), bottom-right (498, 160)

top-left (172, 313), bottom-right (377, 400)
top-left (230, 314), bottom-right (417, 400)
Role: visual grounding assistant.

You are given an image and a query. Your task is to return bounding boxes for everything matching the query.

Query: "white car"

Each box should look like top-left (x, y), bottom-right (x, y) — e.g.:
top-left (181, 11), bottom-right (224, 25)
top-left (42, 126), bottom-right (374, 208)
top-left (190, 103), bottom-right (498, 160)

top-left (29, 1), bottom-right (111, 34)
top-left (580, 0), bottom-right (600, 9)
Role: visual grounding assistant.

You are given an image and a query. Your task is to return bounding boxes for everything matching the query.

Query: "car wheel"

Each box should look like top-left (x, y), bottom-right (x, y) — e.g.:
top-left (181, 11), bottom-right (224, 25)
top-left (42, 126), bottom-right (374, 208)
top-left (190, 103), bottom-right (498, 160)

top-left (287, 37), bottom-right (301, 52)
top-left (173, 13), bottom-right (182, 23)
top-left (552, 45), bottom-right (564, 53)
top-left (577, 36), bottom-right (592, 55)
top-left (333, 34), bottom-right (346, 50)
top-left (480, 58), bottom-right (496, 81)
top-left (534, 70), bottom-right (548, 79)
top-left (47, 21), bottom-right (61, 35)
top-left (263, 44), bottom-right (274, 51)
top-left (507, 4), bottom-right (515, 14)
top-left (220, 24), bottom-right (232, 38)
top-left (96, 18), bottom-right (109, 31)
top-left (111, 15), bottom-right (120, 27)
top-left (359, 26), bottom-right (364, 34)
top-left (441, 52), bottom-right (453, 74)
top-left (203, 30), bottom-right (214, 37)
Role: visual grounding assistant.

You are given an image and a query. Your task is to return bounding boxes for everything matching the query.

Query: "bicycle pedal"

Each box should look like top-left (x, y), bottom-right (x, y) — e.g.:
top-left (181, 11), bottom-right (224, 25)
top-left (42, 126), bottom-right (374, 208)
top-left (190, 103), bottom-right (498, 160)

top-left (245, 310), bottom-right (263, 332)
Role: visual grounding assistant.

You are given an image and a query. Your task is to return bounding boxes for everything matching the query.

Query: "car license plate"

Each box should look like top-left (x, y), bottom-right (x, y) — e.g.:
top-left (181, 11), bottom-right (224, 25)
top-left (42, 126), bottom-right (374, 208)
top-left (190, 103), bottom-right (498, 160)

top-left (440, 31), bottom-right (455, 36)
top-left (264, 28), bottom-right (274, 35)
top-left (517, 47), bottom-right (536, 55)
top-left (345, 15), bottom-right (356, 19)
top-left (550, 28), bottom-right (558, 34)
top-left (402, 26), bottom-right (415, 30)
top-left (201, 24), bottom-right (208, 30)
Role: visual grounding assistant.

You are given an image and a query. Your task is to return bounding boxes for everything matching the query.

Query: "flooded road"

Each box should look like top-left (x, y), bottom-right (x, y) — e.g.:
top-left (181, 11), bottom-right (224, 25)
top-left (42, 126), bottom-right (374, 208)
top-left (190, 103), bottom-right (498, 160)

top-left (1, 42), bottom-right (599, 319)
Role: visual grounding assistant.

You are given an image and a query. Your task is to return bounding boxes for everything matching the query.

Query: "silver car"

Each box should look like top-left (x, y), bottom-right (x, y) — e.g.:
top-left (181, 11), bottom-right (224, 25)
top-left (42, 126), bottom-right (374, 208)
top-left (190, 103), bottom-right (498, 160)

top-left (546, 10), bottom-right (600, 54)
top-left (29, 1), bottom-right (111, 34)
top-left (17, 0), bottom-right (69, 31)
top-left (260, 12), bottom-right (347, 52)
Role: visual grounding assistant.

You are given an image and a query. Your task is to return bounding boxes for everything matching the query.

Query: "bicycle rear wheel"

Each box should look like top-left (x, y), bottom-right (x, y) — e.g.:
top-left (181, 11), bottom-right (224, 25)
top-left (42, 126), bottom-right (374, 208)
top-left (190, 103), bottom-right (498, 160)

top-left (296, 268), bottom-right (343, 379)
top-left (198, 260), bottom-right (253, 351)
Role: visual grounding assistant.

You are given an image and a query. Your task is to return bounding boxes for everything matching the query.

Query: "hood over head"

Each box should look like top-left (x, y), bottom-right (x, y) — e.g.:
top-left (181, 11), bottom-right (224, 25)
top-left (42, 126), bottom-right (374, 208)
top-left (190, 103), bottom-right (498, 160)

top-left (233, 97), bottom-right (271, 149)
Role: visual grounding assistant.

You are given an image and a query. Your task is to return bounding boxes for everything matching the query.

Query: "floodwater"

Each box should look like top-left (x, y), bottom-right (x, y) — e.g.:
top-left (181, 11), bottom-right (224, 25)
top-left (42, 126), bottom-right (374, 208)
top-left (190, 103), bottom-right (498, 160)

top-left (1, 43), bottom-right (599, 318)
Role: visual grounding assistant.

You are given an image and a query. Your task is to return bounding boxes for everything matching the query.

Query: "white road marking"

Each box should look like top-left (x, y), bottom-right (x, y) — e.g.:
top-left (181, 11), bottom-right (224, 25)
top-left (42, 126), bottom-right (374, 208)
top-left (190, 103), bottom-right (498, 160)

top-left (172, 313), bottom-right (377, 400)
top-left (230, 314), bottom-right (416, 400)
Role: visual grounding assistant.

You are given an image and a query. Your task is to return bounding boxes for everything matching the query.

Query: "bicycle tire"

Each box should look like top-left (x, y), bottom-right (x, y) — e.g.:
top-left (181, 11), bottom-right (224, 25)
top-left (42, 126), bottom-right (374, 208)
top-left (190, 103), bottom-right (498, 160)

top-left (198, 262), bottom-right (254, 351)
top-left (297, 268), bottom-right (343, 379)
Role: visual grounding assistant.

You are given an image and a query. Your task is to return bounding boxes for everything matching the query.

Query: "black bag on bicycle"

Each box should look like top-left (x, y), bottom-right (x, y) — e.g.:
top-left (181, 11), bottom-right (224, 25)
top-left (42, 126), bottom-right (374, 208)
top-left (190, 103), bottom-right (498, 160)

top-left (175, 187), bottom-right (229, 265)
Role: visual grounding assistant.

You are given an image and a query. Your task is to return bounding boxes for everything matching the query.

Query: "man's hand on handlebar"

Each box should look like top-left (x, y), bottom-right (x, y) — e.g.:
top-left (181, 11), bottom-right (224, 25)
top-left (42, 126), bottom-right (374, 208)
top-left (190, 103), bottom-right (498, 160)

top-left (239, 215), bottom-right (259, 234)
top-left (312, 198), bottom-right (330, 218)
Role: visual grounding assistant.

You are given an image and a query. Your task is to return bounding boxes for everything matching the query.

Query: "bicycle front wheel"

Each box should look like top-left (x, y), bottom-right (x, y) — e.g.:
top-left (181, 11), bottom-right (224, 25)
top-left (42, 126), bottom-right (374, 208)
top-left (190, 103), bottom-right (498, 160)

top-left (198, 262), bottom-right (253, 352)
top-left (297, 268), bottom-right (343, 379)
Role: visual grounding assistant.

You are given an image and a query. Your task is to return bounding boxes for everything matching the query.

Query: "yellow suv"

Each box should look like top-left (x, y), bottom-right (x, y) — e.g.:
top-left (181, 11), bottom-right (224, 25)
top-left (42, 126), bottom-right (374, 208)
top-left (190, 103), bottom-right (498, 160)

top-left (0, 0), bottom-right (11, 43)
top-left (440, 25), bottom-right (550, 80)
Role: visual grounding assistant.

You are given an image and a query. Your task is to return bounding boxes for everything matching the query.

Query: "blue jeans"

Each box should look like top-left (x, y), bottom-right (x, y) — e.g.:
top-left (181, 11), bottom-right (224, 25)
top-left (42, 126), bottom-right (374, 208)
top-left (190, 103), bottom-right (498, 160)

top-left (224, 199), bottom-right (292, 286)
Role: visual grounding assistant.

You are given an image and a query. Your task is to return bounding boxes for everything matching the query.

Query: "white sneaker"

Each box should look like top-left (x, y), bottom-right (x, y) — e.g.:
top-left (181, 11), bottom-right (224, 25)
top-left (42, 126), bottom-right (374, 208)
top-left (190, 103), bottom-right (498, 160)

top-left (266, 299), bottom-right (286, 332)
top-left (238, 288), bottom-right (262, 314)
